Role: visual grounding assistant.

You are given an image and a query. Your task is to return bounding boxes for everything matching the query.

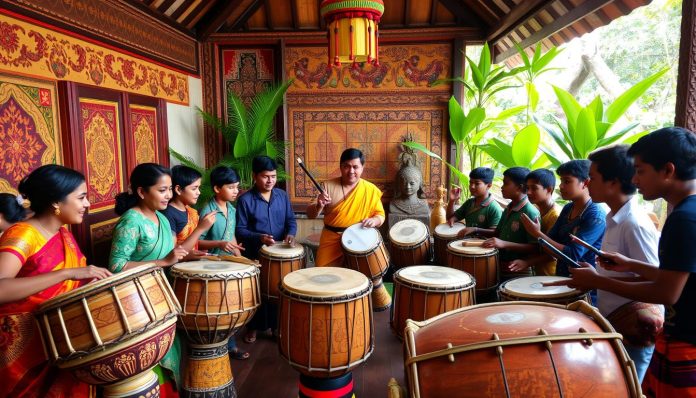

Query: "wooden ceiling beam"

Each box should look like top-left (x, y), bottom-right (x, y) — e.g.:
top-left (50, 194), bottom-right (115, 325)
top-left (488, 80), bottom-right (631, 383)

top-left (486, 0), bottom-right (553, 43)
top-left (437, 0), bottom-right (485, 29)
top-left (494, 0), bottom-right (614, 63)
top-left (196, 0), bottom-right (249, 39)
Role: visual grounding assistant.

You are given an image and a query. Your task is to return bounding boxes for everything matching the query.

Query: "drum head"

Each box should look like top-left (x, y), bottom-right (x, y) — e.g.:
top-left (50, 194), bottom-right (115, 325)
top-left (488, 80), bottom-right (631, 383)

top-left (389, 219), bottom-right (428, 246)
top-left (396, 265), bottom-right (472, 288)
top-left (341, 223), bottom-right (380, 253)
top-left (282, 267), bottom-right (369, 297)
top-left (500, 276), bottom-right (580, 299)
top-left (434, 222), bottom-right (466, 238)
top-left (171, 260), bottom-right (258, 278)
top-left (447, 240), bottom-right (495, 255)
top-left (260, 243), bottom-right (305, 258)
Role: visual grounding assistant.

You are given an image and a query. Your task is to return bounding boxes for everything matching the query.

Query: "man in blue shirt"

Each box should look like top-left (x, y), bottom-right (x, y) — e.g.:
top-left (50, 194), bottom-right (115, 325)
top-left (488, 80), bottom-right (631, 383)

top-left (236, 155), bottom-right (297, 343)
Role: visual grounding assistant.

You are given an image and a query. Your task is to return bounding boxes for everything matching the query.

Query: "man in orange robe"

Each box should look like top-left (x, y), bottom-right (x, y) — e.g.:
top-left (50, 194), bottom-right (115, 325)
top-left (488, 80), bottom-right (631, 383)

top-left (306, 148), bottom-right (385, 266)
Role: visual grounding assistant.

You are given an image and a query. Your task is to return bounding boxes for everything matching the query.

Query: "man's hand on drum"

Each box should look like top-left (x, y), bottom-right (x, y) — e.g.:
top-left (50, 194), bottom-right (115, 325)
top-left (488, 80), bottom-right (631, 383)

top-left (482, 237), bottom-right (506, 249)
top-left (456, 227), bottom-right (477, 238)
top-left (284, 235), bottom-right (296, 247)
top-left (161, 245), bottom-right (188, 266)
top-left (508, 259), bottom-right (530, 272)
top-left (260, 234), bottom-right (276, 246)
top-left (361, 216), bottom-right (380, 228)
top-left (69, 265), bottom-right (112, 282)
top-left (543, 262), bottom-right (597, 290)
top-left (596, 251), bottom-right (631, 273)
top-left (447, 216), bottom-right (459, 227)
top-left (520, 214), bottom-right (541, 238)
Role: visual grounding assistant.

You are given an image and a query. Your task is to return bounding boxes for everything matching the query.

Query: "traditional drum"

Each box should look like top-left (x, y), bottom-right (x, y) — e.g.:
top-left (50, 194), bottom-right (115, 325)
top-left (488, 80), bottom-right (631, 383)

top-left (389, 219), bottom-right (431, 269)
top-left (446, 240), bottom-right (499, 292)
top-left (498, 276), bottom-right (590, 305)
top-left (170, 260), bottom-right (261, 397)
top-left (35, 264), bottom-right (180, 398)
top-left (404, 301), bottom-right (643, 398)
top-left (341, 223), bottom-right (391, 311)
top-left (279, 267), bottom-right (374, 378)
top-left (259, 243), bottom-right (306, 302)
top-left (433, 222), bottom-right (466, 265)
top-left (391, 266), bottom-right (475, 339)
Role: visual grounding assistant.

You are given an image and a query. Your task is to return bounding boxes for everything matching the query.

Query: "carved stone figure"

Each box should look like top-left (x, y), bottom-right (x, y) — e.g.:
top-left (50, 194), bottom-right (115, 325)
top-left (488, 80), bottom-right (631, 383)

top-left (389, 135), bottom-right (430, 228)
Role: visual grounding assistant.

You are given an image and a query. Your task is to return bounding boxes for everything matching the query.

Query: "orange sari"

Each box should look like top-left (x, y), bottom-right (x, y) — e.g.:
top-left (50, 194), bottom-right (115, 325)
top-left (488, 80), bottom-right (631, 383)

top-left (176, 206), bottom-right (199, 249)
top-left (0, 223), bottom-right (94, 398)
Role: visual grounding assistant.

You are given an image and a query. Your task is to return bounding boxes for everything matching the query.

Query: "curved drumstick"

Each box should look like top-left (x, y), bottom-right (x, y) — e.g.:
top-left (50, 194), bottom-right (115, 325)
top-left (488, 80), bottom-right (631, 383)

top-left (296, 157), bottom-right (325, 195)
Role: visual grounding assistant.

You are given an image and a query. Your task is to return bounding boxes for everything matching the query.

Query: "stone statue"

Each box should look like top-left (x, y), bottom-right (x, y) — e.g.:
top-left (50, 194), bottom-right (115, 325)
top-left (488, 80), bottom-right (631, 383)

top-left (388, 135), bottom-right (430, 228)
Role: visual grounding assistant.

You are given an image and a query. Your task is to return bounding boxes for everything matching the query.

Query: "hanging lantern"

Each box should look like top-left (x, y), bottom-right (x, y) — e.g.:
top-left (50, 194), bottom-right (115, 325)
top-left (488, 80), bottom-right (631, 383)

top-left (320, 0), bottom-right (384, 67)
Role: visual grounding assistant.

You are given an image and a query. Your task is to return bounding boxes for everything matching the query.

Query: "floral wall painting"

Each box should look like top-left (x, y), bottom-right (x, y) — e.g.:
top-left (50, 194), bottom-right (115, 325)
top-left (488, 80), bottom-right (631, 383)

top-left (0, 73), bottom-right (61, 194)
top-left (129, 105), bottom-right (158, 164)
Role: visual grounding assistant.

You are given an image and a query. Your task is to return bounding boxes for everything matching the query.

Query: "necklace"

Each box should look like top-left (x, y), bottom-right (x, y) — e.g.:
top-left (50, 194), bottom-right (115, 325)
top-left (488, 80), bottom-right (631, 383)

top-left (568, 199), bottom-right (592, 222)
top-left (35, 220), bottom-right (56, 238)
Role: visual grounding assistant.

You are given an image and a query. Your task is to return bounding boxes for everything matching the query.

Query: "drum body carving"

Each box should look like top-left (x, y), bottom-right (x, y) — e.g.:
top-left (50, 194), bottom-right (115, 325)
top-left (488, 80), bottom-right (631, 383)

top-left (432, 223), bottom-right (465, 265)
top-left (35, 264), bottom-right (181, 398)
top-left (446, 240), bottom-right (498, 292)
top-left (259, 244), bottom-right (306, 303)
top-left (341, 223), bottom-right (391, 311)
top-left (498, 276), bottom-right (590, 305)
top-left (279, 267), bottom-right (374, 378)
top-left (170, 260), bottom-right (261, 397)
top-left (404, 301), bottom-right (642, 398)
top-left (391, 266), bottom-right (475, 339)
top-left (389, 219), bottom-right (431, 269)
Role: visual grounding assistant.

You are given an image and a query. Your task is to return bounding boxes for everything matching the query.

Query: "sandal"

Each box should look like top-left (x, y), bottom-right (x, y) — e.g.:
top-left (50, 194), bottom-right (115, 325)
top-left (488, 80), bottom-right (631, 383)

top-left (230, 348), bottom-right (250, 360)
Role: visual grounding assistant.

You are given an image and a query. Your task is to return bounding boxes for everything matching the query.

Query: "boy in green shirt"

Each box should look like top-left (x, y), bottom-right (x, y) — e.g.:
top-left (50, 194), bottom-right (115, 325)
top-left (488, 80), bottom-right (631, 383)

top-left (447, 167), bottom-right (502, 234)
top-left (199, 166), bottom-right (244, 256)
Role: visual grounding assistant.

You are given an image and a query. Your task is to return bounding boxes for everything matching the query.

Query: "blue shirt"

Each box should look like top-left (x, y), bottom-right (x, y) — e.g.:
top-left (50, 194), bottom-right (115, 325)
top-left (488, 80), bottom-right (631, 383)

top-left (548, 200), bottom-right (606, 277)
top-left (659, 195), bottom-right (696, 343)
top-left (235, 187), bottom-right (297, 259)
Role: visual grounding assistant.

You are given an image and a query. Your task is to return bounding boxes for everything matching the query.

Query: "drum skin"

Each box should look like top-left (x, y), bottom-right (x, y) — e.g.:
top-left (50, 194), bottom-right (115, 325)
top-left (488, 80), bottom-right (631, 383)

top-left (498, 276), bottom-right (590, 305)
top-left (404, 302), bottom-right (642, 398)
top-left (279, 268), bottom-right (374, 378)
top-left (446, 241), bottom-right (498, 292)
top-left (433, 223), bottom-right (465, 265)
top-left (390, 220), bottom-right (431, 269)
top-left (259, 244), bottom-right (307, 302)
top-left (35, 265), bottom-right (180, 386)
top-left (391, 266), bottom-right (475, 339)
top-left (342, 224), bottom-right (390, 280)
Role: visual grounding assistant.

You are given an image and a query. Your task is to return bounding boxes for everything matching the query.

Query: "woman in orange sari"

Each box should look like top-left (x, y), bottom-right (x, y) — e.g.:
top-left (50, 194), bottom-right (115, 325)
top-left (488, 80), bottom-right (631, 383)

top-left (0, 165), bottom-right (111, 398)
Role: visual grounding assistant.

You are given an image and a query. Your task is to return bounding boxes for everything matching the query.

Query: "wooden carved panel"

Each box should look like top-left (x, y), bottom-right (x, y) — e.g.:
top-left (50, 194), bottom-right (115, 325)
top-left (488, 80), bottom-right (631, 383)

top-left (129, 105), bottom-right (158, 164)
top-left (0, 74), bottom-right (61, 194)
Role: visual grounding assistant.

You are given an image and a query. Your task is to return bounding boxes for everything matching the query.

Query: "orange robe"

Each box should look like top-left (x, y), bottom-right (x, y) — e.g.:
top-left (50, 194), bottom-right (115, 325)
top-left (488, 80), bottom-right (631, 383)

top-left (315, 178), bottom-right (385, 267)
top-left (0, 223), bottom-right (94, 398)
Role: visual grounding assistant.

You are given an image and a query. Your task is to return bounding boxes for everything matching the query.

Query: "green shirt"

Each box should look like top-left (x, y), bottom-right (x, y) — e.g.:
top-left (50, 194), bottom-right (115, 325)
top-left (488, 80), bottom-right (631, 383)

top-left (199, 200), bottom-right (237, 255)
top-left (453, 194), bottom-right (502, 228)
top-left (495, 196), bottom-right (540, 262)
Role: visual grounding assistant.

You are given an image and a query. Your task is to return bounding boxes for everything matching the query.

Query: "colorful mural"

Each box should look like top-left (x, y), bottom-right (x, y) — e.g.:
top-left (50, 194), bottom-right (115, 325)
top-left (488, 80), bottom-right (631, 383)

top-left (129, 105), bottom-right (158, 164)
top-left (0, 74), bottom-right (61, 194)
top-left (222, 48), bottom-right (275, 108)
top-left (0, 12), bottom-right (190, 104)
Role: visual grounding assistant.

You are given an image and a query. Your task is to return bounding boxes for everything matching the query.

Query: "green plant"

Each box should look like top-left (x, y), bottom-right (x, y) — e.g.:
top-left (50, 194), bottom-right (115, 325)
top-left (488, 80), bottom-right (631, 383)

top-left (170, 79), bottom-right (293, 206)
top-left (539, 68), bottom-right (669, 165)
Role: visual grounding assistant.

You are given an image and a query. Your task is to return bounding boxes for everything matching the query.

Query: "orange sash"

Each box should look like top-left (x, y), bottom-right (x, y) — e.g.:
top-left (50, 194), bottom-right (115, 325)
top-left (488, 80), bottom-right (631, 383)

top-left (176, 206), bottom-right (199, 249)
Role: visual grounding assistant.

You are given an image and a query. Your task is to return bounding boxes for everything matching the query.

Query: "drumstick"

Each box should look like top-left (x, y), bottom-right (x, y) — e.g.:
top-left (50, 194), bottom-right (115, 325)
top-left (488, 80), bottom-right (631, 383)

top-left (199, 255), bottom-right (222, 261)
top-left (461, 240), bottom-right (484, 247)
top-left (218, 254), bottom-right (261, 267)
top-left (296, 158), bottom-right (325, 195)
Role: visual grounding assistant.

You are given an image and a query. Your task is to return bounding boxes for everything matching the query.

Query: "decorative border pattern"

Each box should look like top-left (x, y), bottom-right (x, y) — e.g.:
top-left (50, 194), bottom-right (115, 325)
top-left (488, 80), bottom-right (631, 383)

top-left (129, 105), bottom-right (158, 165)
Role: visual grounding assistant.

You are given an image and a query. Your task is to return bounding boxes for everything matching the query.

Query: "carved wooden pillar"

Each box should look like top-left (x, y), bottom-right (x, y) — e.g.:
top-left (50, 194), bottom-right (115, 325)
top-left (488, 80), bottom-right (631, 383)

top-left (200, 41), bottom-right (225, 167)
top-left (675, 0), bottom-right (696, 131)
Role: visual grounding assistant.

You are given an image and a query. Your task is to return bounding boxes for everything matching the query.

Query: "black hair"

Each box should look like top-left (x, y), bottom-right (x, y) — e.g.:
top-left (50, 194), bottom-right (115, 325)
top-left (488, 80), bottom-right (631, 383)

top-left (115, 163), bottom-right (171, 215)
top-left (557, 159), bottom-right (590, 181)
top-left (17, 165), bottom-right (85, 215)
top-left (251, 156), bottom-right (277, 174)
top-left (340, 148), bottom-right (365, 165)
top-left (469, 167), bottom-right (494, 184)
top-left (588, 145), bottom-right (637, 195)
top-left (627, 127), bottom-right (696, 180)
top-left (171, 165), bottom-right (202, 197)
top-left (0, 193), bottom-right (27, 223)
top-left (210, 166), bottom-right (240, 188)
top-left (503, 167), bottom-right (530, 193)
top-left (526, 169), bottom-right (556, 191)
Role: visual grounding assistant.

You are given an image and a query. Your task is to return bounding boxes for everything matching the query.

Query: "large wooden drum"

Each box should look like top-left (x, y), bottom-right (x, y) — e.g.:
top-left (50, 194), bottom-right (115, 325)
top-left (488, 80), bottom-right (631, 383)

top-left (391, 266), bottom-right (475, 340)
top-left (342, 223), bottom-right (391, 311)
top-left (432, 223), bottom-right (465, 265)
top-left (279, 267), bottom-right (374, 378)
top-left (389, 219), bottom-right (431, 269)
top-left (35, 264), bottom-right (180, 398)
top-left (404, 301), bottom-right (642, 398)
top-left (498, 276), bottom-right (590, 305)
top-left (446, 240), bottom-right (498, 293)
top-left (259, 243), bottom-right (306, 302)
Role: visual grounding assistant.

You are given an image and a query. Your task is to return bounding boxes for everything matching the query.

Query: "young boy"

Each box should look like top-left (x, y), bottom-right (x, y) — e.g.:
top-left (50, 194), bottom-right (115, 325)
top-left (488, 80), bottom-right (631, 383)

top-left (162, 165), bottom-right (216, 252)
top-left (519, 160), bottom-right (606, 277)
top-left (465, 167), bottom-right (540, 279)
top-left (199, 166), bottom-right (243, 257)
top-left (447, 167), bottom-right (502, 234)
top-left (555, 127), bottom-right (696, 396)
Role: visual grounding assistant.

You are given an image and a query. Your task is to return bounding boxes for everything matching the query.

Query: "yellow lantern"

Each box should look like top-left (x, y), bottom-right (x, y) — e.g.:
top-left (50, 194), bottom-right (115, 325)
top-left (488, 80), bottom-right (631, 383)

top-left (320, 0), bottom-right (385, 67)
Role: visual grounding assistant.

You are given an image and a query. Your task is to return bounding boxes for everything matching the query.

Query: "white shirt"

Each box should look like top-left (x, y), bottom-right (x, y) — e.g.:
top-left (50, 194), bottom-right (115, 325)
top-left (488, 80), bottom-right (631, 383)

top-left (597, 198), bottom-right (660, 316)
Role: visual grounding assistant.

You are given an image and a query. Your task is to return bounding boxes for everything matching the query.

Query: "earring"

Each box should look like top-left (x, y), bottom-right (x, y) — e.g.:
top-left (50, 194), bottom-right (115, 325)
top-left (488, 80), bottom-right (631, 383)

top-left (54, 207), bottom-right (61, 216)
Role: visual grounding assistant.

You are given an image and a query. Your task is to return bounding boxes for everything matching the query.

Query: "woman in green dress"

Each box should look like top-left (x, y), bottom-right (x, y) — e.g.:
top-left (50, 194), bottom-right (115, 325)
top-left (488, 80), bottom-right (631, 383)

top-left (109, 163), bottom-right (188, 396)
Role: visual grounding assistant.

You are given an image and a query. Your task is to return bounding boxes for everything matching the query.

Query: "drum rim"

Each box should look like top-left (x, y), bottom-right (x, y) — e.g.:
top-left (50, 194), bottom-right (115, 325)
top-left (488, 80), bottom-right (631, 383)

top-left (170, 261), bottom-right (260, 279)
top-left (279, 282), bottom-right (372, 303)
top-left (259, 243), bottom-right (307, 258)
top-left (389, 219), bottom-right (429, 246)
top-left (341, 223), bottom-right (381, 253)
top-left (498, 276), bottom-right (585, 299)
top-left (394, 266), bottom-right (475, 290)
top-left (433, 222), bottom-right (466, 238)
top-left (446, 239), bottom-right (497, 255)
top-left (282, 267), bottom-right (371, 297)
top-left (37, 263), bottom-right (161, 312)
